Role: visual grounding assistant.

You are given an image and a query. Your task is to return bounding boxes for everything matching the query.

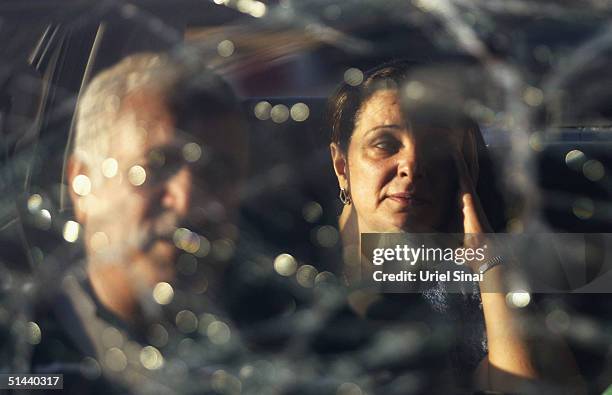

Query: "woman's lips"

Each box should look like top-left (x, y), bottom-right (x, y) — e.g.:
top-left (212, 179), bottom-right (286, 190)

top-left (386, 192), bottom-right (429, 207)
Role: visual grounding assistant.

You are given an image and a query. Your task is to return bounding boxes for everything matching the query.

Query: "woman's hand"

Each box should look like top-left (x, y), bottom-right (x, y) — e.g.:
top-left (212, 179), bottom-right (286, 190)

top-left (451, 129), bottom-right (494, 273)
top-left (451, 129), bottom-right (543, 390)
top-left (455, 149), bottom-right (491, 235)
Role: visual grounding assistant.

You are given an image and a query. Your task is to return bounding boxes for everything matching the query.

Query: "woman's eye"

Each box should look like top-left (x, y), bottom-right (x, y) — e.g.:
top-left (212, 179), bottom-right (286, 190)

top-left (373, 140), bottom-right (400, 152)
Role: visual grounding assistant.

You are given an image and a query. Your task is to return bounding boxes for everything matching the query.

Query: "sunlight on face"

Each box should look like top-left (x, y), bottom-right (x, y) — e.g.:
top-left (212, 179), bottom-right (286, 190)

top-left (346, 90), bottom-right (458, 233)
top-left (78, 88), bottom-right (248, 286)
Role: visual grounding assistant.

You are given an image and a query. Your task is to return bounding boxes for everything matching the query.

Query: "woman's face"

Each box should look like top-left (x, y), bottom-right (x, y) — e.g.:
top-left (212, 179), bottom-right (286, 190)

top-left (334, 89), bottom-right (458, 233)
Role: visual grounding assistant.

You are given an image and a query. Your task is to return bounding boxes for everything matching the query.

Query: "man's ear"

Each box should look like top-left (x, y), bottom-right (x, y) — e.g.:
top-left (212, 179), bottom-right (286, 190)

top-left (66, 156), bottom-right (89, 224)
top-left (330, 142), bottom-right (349, 189)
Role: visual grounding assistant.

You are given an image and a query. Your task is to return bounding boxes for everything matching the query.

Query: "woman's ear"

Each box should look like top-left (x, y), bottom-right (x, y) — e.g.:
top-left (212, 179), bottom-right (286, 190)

top-left (330, 142), bottom-right (349, 188)
top-left (66, 156), bottom-right (89, 225)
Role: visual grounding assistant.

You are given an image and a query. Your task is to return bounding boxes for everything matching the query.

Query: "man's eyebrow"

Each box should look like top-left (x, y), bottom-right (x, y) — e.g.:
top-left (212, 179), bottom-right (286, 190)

top-left (364, 124), bottom-right (403, 137)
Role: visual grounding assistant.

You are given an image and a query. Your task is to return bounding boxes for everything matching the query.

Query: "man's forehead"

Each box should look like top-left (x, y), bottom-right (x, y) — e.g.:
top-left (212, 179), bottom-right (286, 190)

top-left (110, 122), bottom-right (222, 169)
top-left (107, 88), bottom-right (244, 161)
top-left (112, 115), bottom-right (174, 158)
top-left (111, 91), bottom-right (186, 148)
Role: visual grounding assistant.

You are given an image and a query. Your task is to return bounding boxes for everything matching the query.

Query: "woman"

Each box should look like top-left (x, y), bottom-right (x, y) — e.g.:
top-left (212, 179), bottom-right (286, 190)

top-left (327, 61), bottom-right (583, 393)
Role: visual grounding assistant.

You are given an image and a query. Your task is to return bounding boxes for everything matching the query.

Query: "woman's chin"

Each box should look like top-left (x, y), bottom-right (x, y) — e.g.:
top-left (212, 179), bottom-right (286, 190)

top-left (384, 214), bottom-right (433, 233)
top-left (361, 218), bottom-right (424, 233)
top-left (358, 211), bottom-right (436, 233)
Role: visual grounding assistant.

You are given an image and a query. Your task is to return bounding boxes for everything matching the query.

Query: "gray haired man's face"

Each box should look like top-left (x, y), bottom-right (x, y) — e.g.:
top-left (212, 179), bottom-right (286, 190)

top-left (73, 90), bottom-right (241, 286)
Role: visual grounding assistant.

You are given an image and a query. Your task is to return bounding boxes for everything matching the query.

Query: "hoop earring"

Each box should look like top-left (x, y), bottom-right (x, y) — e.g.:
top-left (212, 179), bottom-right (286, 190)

top-left (339, 187), bottom-right (352, 205)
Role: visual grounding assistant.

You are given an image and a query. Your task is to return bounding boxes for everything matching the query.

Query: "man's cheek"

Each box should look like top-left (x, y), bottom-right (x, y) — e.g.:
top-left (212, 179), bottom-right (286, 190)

top-left (116, 190), bottom-right (151, 220)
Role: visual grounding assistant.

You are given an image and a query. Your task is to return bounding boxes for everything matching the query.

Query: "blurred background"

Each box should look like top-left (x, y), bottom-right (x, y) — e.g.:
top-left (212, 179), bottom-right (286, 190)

top-left (1, 0), bottom-right (612, 393)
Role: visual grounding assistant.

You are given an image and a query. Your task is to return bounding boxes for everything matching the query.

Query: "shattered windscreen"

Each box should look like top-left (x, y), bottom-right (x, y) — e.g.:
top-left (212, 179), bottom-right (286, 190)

top-left (1, 1), bottom-right (612, 394)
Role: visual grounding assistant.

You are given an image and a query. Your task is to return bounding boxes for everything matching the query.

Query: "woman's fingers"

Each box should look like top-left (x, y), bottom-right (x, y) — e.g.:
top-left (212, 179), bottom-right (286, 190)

top-left (454, 150), bottom-right (492, 236)
top-left (462, 192), bottom-right (484, 234)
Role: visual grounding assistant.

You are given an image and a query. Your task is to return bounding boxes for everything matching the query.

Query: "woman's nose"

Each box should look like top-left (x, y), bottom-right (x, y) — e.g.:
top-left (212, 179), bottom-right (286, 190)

top-left (161, 166), bottom-right (192, 216)
top-left (396, 144), bottom-right (424, 181)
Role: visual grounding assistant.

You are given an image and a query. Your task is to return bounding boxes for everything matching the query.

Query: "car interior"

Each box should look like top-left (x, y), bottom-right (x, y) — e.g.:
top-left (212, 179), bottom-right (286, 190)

top-left (1, 1), bottom-right (612, 393)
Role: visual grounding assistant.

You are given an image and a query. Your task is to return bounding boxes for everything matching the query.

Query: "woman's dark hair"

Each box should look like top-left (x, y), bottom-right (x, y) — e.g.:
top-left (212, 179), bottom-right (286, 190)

top-left (327, 60), bottom-right (508, 231)
top-left (329, 61), bottom-right (416, 153)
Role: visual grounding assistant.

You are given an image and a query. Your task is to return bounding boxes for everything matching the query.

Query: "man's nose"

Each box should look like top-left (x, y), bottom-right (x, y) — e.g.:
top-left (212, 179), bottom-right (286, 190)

top-left (161, 166), bottom-right (192, 216)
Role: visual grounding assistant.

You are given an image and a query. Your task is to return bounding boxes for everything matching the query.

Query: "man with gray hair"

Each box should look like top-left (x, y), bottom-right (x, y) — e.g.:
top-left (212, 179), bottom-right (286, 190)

top-left (31, 52), bottom-right (249, 394)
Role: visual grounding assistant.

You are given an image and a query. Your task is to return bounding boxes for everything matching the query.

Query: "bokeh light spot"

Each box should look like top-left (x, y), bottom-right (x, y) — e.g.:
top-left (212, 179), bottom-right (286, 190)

top-left (528, 133), bottom-right (544, 152)
top-left (583, 159), bottom-right (605, 181)
top-left (140, 345), bottom-right (164, 370)
top-left (27, 194), bottom-right (42, 213)
top-left (176, 310), bottom-right (198, 334)
top-left (290, 103), bottom-right (310, 122)
top-left (249, 0), bottom-right (266, 17)
top-left (26, 322), bottom-right (41, 345)
top-left (182, 142), bottom-right (202, 163)
top-left (128, 165), bottom-right (146, 186)
top-left (546, 309), bottom-right (571, 333)
top-left (315, 271), bottom-right (336, 285)
top-left (523, 86), bottom-right (544, 106)
top-left (102, 158), bottom-right (119, 178)
top-left (63, 220), bottom-right (80, 243)
top-left (314, 225), bottom-right (339, 248)
top-left (344, 68), bottom-right (364, 86)
top-left (565, 149), bottom-right (586, 171)
top-left (505, 290), bottom-right (531, 308)
top-left (274, 253), bottom-right (297, 276)
top-left (104, 348), bottom-right (127, 372)
top-left (195, 236), bottom-right (211, 257)
top-left (153, 282), bottom-right (174, 305)
top-left (270, 104), bottom-right (290, 123)
top-left (237, 0), bottom-right (266, 17)
top-left (207, 321), bottom-right (231, 345)
top-left (102, 326), bottom-right (124, 348)
top-left (572, 197), bottom-right (594, 219)
top-left (37, 209), bottom-right (52, 230)
top-left (212, 239), bottom-right (235, 261)
top-left (72, 174), bottom-right (92, 196)
top-left (405, 80), bottom-right (425, 100)
top-left (80, 357), bottom-right (101, 379)
top-left (217, 40), bottom-right (235, 57)
top-left (337, 382), bottom-right (363, 395)
top-left (302, 201), bottom-right (323, 223)
top-left (296, 265), bottom-right (318, 288)
top-left (254, 101), bottom-right (272, 120)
